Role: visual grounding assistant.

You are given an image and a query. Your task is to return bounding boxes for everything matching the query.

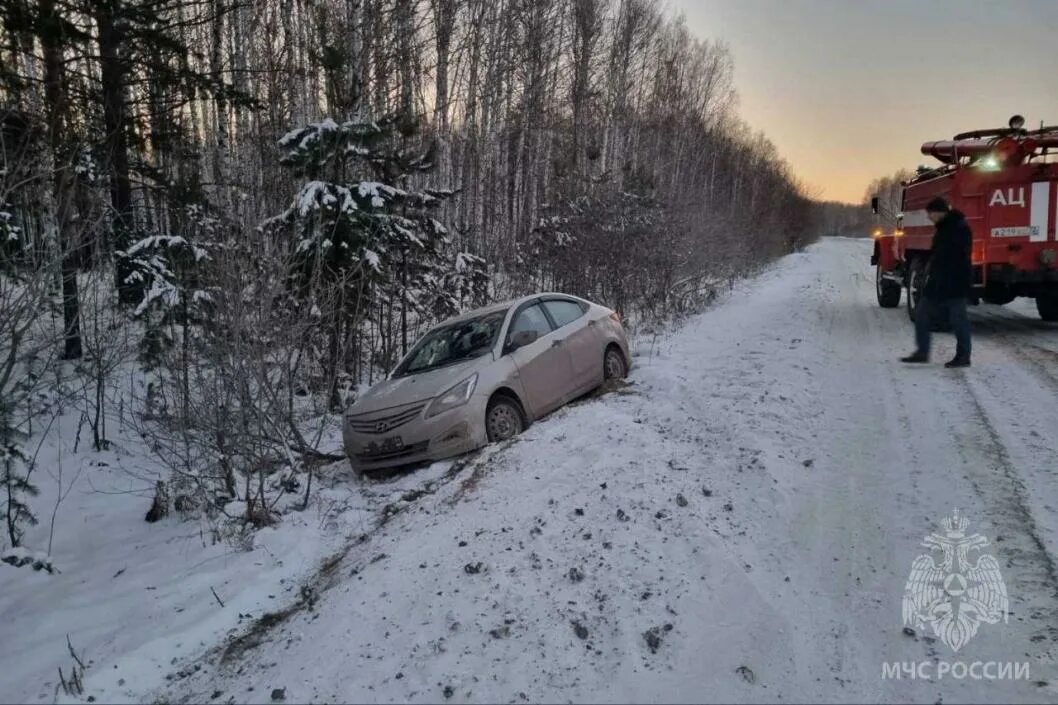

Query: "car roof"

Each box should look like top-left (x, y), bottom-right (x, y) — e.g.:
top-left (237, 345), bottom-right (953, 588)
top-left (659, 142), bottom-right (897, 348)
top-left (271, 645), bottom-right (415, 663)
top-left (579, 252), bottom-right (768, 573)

top-left (438, 292), bottom-right (588, 326)
top-left (440, 299), bottom-right (517, 326)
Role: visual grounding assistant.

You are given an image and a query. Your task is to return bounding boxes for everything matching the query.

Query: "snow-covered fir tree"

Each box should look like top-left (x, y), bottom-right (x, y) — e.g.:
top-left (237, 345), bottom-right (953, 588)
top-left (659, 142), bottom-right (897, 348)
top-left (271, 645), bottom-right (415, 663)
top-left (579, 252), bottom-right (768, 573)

top-left (121, 200), bottom-right (217, 366)
top-left (266, 113), bottom-right (489, 376)
top-left (0, 439), bottom-right (36, 548)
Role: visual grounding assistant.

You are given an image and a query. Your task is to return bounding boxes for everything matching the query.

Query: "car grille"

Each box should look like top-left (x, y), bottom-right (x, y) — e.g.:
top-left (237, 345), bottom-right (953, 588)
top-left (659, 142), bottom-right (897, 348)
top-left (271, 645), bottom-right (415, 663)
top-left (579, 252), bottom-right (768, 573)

top-left (347, 402), bottom-right (426, 435)
top-left (355, 440), bottom-right (429, 462)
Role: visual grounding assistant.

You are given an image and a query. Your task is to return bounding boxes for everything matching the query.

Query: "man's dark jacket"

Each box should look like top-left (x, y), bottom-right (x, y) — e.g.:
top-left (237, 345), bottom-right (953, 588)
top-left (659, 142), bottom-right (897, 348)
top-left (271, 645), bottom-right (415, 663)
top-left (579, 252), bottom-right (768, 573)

top-left (924, 209), bottom-right (973, 300)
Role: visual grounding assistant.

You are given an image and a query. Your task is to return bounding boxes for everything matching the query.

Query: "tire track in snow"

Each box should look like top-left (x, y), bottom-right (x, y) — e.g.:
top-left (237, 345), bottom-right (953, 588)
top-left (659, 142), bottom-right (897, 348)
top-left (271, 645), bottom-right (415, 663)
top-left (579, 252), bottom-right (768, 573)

top-left (808, 241), bottom-right (1056, 701)
top-left (952, 315), bottom-right (1058, 662)
top-left (775, 242), bottom-right (939, 701)
top-left (884, 310), bottom-right (1058, 672)
top-left (887, 301), bottom-right (1058, 666)
top-left (972, 309), bottom-right (1058, 398)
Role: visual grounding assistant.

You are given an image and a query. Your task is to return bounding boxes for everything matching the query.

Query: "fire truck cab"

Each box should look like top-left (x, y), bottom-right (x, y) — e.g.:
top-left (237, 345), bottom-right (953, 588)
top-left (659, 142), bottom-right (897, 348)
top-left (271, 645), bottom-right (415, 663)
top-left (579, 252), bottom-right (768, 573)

top-left (871, 115), bottom-right (1058, 322)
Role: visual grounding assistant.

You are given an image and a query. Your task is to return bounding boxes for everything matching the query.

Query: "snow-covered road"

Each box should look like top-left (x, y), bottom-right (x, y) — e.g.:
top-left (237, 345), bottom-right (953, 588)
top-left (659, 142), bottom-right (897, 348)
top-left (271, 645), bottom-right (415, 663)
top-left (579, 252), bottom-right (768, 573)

top-left (20, 237), bottom-right (1058, 704)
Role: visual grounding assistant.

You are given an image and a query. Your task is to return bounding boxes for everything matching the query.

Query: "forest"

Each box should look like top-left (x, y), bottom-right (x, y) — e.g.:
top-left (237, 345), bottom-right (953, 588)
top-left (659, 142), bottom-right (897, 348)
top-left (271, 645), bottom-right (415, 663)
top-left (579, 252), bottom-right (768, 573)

top-left (1, 0), bottom-right (818, 536)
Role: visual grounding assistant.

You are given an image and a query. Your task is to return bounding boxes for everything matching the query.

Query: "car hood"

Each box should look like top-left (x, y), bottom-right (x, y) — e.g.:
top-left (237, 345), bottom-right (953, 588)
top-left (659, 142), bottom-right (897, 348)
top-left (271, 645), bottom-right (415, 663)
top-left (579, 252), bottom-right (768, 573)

top-left (347, 358), bottom-right (487, 416)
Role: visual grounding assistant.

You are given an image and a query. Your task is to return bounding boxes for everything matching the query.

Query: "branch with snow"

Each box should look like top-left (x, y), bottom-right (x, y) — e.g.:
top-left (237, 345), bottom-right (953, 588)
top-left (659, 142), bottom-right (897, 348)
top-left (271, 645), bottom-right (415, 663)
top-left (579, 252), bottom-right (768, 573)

top-left (1, 546), bottom-right (55, 573)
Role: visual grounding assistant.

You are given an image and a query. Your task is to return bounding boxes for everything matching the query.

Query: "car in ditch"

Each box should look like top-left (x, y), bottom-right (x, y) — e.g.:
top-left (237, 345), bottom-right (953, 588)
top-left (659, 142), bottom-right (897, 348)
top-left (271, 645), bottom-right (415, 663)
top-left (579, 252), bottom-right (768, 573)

top-left (342, 293), bottom-right (630, 475)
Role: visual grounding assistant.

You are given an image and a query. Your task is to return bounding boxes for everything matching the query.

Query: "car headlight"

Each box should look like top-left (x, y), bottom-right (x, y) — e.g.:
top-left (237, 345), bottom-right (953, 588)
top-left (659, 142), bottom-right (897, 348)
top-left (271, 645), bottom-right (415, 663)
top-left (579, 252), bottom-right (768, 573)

top-left (425, 374), bottom-right (478, 419)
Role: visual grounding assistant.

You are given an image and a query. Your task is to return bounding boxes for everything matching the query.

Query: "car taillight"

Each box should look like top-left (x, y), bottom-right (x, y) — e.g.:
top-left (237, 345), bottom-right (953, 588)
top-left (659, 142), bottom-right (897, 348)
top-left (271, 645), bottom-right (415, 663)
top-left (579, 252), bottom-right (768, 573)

top-left (609, 311), bottom-right (623, 326)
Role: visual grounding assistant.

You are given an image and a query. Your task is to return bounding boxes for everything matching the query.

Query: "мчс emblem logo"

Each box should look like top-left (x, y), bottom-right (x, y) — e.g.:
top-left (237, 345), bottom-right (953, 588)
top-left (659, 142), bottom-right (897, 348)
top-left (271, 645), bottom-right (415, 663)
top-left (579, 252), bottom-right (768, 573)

top-left (902, 509), bottom-right (1009, 652)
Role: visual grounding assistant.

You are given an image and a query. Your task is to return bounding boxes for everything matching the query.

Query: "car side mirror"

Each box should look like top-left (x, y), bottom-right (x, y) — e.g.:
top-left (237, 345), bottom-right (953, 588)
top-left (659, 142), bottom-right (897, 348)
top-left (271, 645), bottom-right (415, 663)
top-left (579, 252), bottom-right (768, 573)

top-left (871, 196), bottom-right (879, 215)
top-left (508, 329), bottom-right (538, 351)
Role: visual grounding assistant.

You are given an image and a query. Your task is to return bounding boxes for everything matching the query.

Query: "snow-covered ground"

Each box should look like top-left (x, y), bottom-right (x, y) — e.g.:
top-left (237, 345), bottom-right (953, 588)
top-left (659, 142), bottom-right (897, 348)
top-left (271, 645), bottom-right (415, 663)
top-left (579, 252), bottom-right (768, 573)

top-left (4, 237), bottom-right (1058, 704)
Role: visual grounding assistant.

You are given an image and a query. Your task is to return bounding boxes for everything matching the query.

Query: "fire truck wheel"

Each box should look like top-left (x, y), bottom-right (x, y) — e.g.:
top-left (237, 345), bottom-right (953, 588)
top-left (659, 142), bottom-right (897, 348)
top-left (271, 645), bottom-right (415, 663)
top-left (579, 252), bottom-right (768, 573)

top-left (876, 265), bottom-right (901, 308)
top-left (906, 259), bottom-right (949, 331)
top-left (906, 259), bottom-right (925, 322)
top-left (1036, 295), bottom-right (1058, 322)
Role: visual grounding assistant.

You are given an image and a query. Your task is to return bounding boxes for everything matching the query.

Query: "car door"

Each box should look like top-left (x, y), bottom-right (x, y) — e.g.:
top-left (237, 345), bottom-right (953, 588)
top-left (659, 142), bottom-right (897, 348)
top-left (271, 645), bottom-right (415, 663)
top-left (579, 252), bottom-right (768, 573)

top-left (541, 298), bottom-right (600, 390)
top-left (505, 302), bottom-right (574, 416)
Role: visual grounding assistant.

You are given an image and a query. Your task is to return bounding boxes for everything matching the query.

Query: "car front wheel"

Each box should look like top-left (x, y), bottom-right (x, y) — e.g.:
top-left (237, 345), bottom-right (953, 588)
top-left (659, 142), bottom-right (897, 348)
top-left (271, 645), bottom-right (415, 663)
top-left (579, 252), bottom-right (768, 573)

top-left (486, 396), bottom-right (525, 442)
top-left (604, 346), bottom-right (627, 380)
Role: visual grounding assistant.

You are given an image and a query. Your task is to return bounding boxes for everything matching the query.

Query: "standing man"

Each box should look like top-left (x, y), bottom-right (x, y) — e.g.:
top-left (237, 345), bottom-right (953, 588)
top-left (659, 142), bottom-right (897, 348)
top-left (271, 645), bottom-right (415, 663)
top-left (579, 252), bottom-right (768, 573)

top-left (900, 196), bottom-right (973, 368)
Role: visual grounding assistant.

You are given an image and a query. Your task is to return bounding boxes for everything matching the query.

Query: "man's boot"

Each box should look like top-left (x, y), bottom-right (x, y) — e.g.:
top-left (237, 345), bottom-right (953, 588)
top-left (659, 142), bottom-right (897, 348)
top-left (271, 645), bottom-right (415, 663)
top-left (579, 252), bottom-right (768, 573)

top-left (900, 351), bottom-right (929, 363)
top-left (944, 356), bottom-right (971, 369)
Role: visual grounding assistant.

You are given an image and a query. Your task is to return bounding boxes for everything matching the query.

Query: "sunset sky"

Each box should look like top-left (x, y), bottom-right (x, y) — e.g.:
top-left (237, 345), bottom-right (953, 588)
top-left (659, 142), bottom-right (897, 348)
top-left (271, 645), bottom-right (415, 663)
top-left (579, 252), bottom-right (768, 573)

top-left (672, 0), bottom-right (1058, 204)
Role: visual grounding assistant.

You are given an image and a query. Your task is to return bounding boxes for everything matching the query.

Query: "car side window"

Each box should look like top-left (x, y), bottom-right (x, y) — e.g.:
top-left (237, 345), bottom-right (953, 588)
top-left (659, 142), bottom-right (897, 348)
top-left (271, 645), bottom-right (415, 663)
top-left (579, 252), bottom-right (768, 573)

top-left (508, 303), bottom-right (552, 343)
top-left (542, 299), bottom-right (586, 329)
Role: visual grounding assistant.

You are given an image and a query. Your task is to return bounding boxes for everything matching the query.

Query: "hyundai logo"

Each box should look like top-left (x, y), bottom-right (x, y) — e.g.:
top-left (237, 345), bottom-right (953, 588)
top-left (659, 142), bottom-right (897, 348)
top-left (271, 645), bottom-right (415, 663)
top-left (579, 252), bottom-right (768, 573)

top-left (375, 421), bottom-right (389, 433)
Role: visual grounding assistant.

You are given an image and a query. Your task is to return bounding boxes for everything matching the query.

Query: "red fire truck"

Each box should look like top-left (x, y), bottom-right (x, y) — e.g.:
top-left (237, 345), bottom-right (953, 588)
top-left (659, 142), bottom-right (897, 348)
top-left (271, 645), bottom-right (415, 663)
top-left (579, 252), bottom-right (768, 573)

top-left (871, 115), bottom-right (1058, 321)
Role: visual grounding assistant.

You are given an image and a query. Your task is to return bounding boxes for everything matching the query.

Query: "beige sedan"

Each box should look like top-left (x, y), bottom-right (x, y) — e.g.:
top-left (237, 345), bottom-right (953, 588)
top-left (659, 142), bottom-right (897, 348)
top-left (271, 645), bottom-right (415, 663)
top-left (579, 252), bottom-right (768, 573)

top-left (342, 293), bottom-right (630, 474)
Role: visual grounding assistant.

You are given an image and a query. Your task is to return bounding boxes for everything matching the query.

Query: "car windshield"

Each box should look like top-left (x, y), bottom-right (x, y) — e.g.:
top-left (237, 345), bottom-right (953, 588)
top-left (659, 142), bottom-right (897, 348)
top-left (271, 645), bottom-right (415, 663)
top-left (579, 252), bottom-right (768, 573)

top-left (393, 309), bottom-right (508, 377)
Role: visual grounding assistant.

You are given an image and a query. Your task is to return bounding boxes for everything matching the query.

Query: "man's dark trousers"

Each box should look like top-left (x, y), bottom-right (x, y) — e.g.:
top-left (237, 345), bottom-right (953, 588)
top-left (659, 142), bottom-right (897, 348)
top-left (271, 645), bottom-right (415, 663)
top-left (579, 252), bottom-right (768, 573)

top-left (915, 297), bottom-right (971, 360)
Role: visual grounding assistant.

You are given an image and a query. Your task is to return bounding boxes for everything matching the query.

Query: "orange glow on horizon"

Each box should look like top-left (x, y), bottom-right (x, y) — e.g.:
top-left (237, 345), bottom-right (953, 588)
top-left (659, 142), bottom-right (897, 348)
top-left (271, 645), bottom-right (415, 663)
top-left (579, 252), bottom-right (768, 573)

top-left (673, 0), bottom-right (1058, 205)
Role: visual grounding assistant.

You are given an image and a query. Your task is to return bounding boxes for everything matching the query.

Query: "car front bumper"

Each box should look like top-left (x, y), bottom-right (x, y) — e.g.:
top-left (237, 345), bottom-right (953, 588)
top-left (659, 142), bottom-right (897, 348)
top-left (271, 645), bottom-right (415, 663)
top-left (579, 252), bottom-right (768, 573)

top-left (342, 395), bottom-right (490, 473)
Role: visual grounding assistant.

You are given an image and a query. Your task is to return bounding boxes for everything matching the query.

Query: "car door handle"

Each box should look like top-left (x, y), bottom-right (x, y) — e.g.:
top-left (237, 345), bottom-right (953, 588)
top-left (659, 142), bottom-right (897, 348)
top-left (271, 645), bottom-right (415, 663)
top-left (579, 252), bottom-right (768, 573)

top-left (552, 339), bottom-right (564, 347)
